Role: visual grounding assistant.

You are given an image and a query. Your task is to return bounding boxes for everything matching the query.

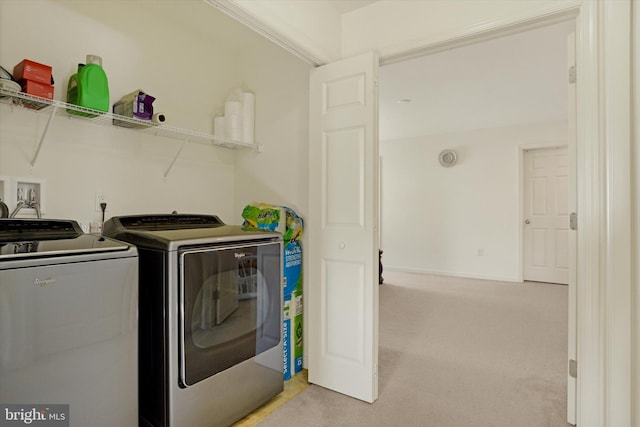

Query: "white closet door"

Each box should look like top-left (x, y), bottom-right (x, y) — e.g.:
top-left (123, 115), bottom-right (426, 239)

top-left (308, 51), bottom-right (379, 403)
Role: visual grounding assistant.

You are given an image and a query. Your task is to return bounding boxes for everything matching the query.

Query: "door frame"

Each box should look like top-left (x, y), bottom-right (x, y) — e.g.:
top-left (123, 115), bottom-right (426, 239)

top-left (384, 3), bottom-right (634, 424)
top-left (380, 4), bottom-right (632, 425)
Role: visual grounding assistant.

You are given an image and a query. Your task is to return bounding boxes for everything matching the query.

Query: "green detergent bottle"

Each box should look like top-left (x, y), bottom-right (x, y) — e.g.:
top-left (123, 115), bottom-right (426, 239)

top-left (67, 54), bottom-right (109, 117)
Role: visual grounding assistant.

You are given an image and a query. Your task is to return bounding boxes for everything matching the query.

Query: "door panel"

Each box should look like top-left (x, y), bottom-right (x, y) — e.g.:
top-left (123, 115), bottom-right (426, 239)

top-left (324, 74), bottom-right (365, 111)
top-left (308, 52), bottom-right (379, 403)
top-left (325, 128), bottom-right (365, 226)
top-left (324, 260), bottom-right (365, 362)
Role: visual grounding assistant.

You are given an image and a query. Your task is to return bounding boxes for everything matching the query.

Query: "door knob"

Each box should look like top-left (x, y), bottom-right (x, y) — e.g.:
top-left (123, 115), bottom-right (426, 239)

top-left (525, 219), bottom-right (531, 224)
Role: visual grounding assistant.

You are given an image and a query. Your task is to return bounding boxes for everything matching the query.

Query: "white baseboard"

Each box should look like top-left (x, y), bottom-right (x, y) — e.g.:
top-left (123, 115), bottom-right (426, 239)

top-left (384, 266), bottom-right (522, 284)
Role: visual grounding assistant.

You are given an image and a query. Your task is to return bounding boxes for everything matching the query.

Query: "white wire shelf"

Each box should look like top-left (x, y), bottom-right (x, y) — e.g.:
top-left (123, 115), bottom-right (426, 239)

top-left (0, 88), bottom-right (262, 177)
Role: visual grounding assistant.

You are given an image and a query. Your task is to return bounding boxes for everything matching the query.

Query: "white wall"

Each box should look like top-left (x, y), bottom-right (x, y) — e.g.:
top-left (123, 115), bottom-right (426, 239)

top-left (0, 0), bottom-right (310, 228)
top-left (234, 38), bottom-right (310, 218)
top-left (380, 122), bottom-right (567, 282)
top-left (232, 33), bottom-right (312, 371)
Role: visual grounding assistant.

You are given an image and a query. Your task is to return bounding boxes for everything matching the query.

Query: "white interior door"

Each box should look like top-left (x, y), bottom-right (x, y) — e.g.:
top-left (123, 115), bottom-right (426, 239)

top-left (523, 146), bottom-right (570, 284)
top-left (308, 52), bottom-right (379, 403)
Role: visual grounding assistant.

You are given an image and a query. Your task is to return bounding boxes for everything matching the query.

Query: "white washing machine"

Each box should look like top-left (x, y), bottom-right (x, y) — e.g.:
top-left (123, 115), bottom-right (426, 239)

top-left (0, 219), bottom-right (138, 427)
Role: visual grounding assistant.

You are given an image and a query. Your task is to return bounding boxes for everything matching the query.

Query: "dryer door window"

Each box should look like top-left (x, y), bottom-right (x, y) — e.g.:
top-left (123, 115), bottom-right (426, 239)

top-left (179, 241), bottom-right (281, 387)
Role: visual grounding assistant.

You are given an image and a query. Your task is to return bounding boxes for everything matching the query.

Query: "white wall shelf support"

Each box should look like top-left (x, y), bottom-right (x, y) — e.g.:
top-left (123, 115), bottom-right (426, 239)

top-left (164, 137), bottom-right (190, 180)
top-left (31, 105), bottom-right (58, 167)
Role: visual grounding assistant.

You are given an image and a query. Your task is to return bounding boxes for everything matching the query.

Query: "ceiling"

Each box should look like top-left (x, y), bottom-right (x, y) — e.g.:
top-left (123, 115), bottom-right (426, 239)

top-left (379, 21), bottom-right (571, 141)
top-left (326, 0), bottom-right (379, 14)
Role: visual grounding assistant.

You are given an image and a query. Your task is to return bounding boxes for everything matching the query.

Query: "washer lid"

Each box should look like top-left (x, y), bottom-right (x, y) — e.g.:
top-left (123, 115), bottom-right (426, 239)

top-left (0, 219), bottom-right (131, 260)
top-left (0, 219), bottom-right (82, 241)
top-left (104, 214), bottom-right (280, 250)
top-left (105, 214), bottom-right (225, 232)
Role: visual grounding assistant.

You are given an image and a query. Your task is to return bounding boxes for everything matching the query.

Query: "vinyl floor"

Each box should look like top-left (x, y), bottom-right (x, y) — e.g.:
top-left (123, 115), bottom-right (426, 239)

top-left (232, 370), bottom-right (309, 426)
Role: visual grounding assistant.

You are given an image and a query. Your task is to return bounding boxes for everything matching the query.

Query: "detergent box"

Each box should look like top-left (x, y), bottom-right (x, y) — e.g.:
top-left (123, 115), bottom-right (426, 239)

top-left (241, 204), bottom-right (283, 232)
top-left (283, 289), bottom-right (303, 380)
top-left (283, 296), bottom-right (293, 380)
top-left (242, 203), bottom-right (304, 379)
top-left (283, 240), bottom-right (302, 296)
top-left (292, 289), bottom-right (303, 375)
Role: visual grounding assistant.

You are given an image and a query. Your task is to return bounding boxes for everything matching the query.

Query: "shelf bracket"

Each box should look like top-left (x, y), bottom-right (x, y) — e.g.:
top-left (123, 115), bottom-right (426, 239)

top-left (164, 137), bottom-right (190, 179)
top-left (31, 105), bottom-right (58, 167)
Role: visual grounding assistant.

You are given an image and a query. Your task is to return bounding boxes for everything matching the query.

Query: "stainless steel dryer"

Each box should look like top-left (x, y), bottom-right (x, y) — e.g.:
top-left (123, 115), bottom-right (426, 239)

top-left (103, 214), bottom-right (283, 427)
top-left (0, 219), bottom-right (138, 427)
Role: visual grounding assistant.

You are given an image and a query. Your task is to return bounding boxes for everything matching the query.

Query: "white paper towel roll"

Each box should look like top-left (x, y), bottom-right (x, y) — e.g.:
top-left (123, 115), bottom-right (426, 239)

top-left (242, 92), bottom-right (255, 144)
top-left (224, 101), bottom-right (243, 141)
top-left (213, 116), bottom-right (225, 138)
top-left (152, 112), bottom-right (166, 124)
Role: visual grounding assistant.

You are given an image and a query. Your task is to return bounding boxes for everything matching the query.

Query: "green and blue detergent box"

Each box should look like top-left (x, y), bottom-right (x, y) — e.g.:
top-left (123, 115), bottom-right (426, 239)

top-left (292, 289), bottom-right (303, 374)
top-left (283, 296), bottom-right (293, 380)
top-left (283, 242), bottom-right (303, 379)
top-left (284, 240), bottom-right (302, 296)
top-left (242, 203), bottom-right (304, 380)
top-left (283, 289), bottom-right (303, 380)
top-left (241, 204), bottom-right (282, 231)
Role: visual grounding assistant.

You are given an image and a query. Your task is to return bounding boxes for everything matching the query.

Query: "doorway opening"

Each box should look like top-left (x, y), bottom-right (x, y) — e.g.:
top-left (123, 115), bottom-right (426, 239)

top-left (378, 19), bottom-right (576, 424)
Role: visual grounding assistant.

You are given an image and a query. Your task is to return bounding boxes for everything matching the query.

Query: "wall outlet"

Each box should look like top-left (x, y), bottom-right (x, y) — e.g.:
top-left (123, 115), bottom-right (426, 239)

top-left (477, 248), bottom-right (484, 256)
top-left (95, 192), bottom-right (108, 212)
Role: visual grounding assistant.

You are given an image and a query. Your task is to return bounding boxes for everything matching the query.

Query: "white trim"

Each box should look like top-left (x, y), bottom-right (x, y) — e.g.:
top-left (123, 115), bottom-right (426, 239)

top-left (204, 0), bottom-right (326, 66)
top-left (602, 1), bottom-right (633, 426)
top-left (574, 2), bottom-right (605, 425)
top-left (385, 266), bottom-right (521, 284)
top-left (633, 1), bottom-right (640, 424)
top-left (378, 0), bottom-right (581, 65)
top-left (567, 27), bottom-right (578, 424)
top-left (574, 0), bottom-right (633, 425)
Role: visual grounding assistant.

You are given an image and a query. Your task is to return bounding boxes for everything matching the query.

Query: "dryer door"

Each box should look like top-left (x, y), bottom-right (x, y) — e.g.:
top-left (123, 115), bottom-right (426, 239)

top-left (178, 240), bottom-right (282, 387)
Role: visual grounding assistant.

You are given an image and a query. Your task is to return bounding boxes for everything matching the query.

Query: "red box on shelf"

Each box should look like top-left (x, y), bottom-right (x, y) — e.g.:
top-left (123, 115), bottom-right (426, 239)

top-left (21, 80), bottom-right (54, 99)
top-left (13, 59), bottom-right (52, 85)
top-left (20, 79), bottom-right (54, 110)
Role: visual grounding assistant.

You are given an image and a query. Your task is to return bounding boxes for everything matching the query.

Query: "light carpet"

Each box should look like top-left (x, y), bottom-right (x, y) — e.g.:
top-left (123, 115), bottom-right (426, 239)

top-left (259, 271), bottom-right (570, 427)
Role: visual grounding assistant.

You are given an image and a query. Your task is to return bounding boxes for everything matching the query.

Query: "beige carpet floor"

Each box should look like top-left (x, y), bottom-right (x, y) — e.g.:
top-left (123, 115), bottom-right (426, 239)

top-left (259, 271), bottom-right (570, 427)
